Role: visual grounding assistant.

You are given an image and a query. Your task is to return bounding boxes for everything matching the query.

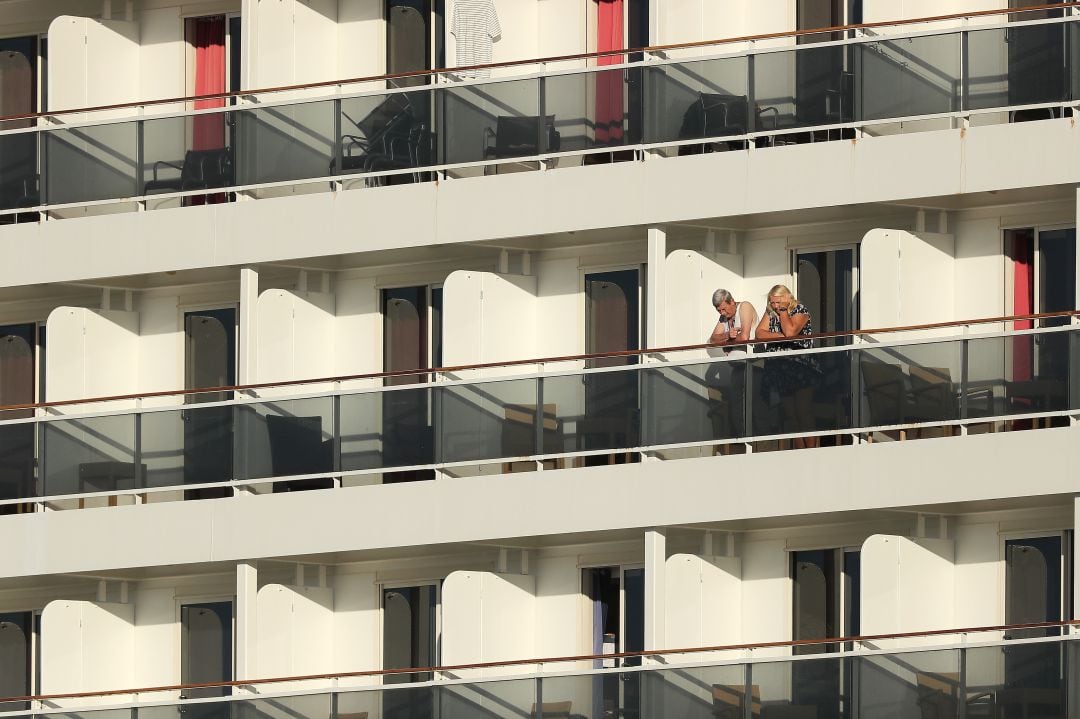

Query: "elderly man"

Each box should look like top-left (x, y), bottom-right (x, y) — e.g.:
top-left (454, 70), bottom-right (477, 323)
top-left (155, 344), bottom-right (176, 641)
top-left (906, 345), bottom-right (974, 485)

top-left (708, 289), bottom-right (759, 356)
top-left (706, 289), bottom-right (759, 449)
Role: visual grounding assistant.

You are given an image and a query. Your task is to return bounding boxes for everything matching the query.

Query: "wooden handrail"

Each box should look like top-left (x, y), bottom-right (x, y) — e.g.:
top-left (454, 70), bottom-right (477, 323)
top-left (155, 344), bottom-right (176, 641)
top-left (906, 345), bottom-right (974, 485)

top-left (2, 619), bottom-right (1075, 704)
top-left (4, 1), bottom-right (1077, 124)
top-left (0, 309), bottom-right (1073, 415)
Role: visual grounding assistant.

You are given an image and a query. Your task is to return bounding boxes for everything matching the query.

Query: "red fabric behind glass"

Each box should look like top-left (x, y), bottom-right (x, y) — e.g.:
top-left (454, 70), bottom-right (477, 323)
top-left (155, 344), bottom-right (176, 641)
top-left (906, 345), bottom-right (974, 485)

top-left (1012, 232), bottom-right (1034, 381)
top-left (595, 0), bottom-right (624, 144)
top-left (192, 16), bottom-right (226, 151)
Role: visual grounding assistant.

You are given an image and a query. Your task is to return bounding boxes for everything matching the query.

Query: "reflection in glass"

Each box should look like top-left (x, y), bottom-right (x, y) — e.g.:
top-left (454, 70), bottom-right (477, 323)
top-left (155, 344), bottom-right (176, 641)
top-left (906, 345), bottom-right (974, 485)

top-left (44, 122), bottom-right (138, 205)
top-left (42, 414), bottom-right (137, 497)
top-left (438, 378), bottom-right (538, 464)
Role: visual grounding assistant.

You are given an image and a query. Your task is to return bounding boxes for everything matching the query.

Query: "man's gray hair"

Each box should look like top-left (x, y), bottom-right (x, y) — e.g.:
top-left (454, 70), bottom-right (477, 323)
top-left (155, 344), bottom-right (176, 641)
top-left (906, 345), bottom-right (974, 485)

top-left (711, 288), bottom-right (733, 307)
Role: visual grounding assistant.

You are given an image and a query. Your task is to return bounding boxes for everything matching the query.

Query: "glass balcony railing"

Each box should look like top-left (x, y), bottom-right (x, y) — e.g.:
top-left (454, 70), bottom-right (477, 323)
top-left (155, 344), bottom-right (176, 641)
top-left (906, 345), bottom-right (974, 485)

top-left (2, 14), bottom-right (1079, 215)
top-left (15, 632), bottom-right (1080, 719)
top-left (0, 324), bottom-right (1076, 507)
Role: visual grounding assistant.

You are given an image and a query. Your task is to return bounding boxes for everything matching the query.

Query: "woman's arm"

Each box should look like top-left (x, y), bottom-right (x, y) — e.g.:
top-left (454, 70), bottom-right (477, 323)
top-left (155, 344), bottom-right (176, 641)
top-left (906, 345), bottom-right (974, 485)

top-left (755, 314), bottom-right (784, 340)
top-left (777, 308), bottom-right (809, 337)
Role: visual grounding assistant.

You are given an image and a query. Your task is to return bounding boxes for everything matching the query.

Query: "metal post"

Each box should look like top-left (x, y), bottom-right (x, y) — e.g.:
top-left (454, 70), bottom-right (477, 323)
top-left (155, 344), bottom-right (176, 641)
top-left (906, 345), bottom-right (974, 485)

top-left (333, 97), bottom-right (343, 178)
top-left (744, 358), bottom-right (754, 442)
top-left (958, 646), bottom-right (967, 719)
top-left (743, 661), bottom-right (753, 719)
top-left (535, 376), bottom-right (545, 458)
top-left (134, 411), bottom-right (143, 491)
top-left (538, 76), bottom-right (548, 157)
top-left (332, 393), bottom-right (342, 485)
top-left (135, 119), bottom-right (145, 198)
top-left (959, 29), bottom-right (969, 115)
top-left (747, 53), bottom-right (757, 136)
top-left (959, 337), bottom-right (970, 420)
top-left (536, 675), bottom-right (544, 719)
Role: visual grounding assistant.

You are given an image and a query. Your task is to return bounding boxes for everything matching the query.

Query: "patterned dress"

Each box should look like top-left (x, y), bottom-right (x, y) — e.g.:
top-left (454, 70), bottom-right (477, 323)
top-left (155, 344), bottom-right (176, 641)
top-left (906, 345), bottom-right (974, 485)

top-left (761, 304), bottom-right (819, 396)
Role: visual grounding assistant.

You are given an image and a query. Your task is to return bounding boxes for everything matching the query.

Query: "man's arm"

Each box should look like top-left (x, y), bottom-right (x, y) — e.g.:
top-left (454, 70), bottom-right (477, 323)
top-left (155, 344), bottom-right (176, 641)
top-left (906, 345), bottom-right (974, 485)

top-left (709, 319), bottom-right (730, 345)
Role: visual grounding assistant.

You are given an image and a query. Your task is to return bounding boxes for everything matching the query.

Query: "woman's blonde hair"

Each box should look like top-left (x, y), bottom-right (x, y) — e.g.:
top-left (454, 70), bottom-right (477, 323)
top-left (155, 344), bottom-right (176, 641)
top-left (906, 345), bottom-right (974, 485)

top-left (765, 284), bottom-right (798, 318)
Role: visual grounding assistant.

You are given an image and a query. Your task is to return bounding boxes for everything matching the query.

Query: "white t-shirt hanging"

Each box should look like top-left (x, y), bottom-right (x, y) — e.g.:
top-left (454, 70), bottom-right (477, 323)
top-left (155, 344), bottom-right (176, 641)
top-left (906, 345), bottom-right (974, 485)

top-left (452, 0), bottom-right (501, 78)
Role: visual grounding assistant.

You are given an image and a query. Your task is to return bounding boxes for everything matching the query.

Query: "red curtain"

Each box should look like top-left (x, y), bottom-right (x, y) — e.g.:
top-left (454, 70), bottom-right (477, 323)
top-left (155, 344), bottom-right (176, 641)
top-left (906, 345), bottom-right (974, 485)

top-left (595, 0), bottom-right (624, 144)
top-left (1012, 233), bottom-right (1034, 381)
top-left (192, 16), bottom-right (226, 151)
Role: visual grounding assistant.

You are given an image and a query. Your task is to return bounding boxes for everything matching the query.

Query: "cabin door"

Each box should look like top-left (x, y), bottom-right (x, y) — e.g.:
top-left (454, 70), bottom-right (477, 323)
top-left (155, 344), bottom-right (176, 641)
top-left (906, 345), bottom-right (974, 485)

top-left (184, 308), bottom-right (236, 499)
top-left (1004, 535), bottom-right (1069, 708)
top-left (0, 324), bottom-right (37, 512)
top-left (584, 566), bottom-right (645, 719)
top-left (181, 601), bottom-right (233, 703)
top-left (0, 611), bottom-right (32, 711)
top-left (583, 269), bottom-right (641, 463)
top-left (382, 285), bottom-right (441, 481)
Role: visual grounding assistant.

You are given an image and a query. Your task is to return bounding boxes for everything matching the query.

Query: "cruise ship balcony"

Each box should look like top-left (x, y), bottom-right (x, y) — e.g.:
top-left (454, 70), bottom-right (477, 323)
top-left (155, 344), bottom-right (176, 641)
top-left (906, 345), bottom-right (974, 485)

top-left (0, 315), bottom-right (1076, 573)
top-left (3, 7), bottom-right (1080, 284)
top-left (4, 623), bottom-right (1080, 719)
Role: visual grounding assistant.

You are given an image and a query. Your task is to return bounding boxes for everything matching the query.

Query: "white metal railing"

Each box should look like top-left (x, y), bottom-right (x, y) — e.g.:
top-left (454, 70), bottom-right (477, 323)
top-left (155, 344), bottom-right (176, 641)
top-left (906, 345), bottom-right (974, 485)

top-left (0, 13), bottom-right (1075, 219)
top-left (0, 322), bottom-right (1075, 512)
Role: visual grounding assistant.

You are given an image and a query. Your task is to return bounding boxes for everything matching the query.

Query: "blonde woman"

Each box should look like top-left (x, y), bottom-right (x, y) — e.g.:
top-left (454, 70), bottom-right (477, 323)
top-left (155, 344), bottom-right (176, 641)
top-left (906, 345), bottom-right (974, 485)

top-left (754, 285), bottom-right (819, 448)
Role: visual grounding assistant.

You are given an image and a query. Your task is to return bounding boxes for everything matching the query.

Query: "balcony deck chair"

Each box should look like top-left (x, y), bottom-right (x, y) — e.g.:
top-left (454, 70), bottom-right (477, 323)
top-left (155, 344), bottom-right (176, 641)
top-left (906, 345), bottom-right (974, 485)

top-left (531, 701), bottom-right (573, 719)
top-left (336, 94), bottom-right (429, 184)
top-left (483, 115), bottom-right (561, 173)
top-left (908, 366), bottom-right (958, 438)
top-left (144, 148), bottom-right (233, 195)
top-left (678, 93), bottom-right (748, 154)
top-left (915, 671), bottom-right (959, 719)
top-left (266, 414), bottom-right (334, 492)
top-left (860, 358), bottom-right (914, 440)
top-left (713, 684), bottom-right (761, 719)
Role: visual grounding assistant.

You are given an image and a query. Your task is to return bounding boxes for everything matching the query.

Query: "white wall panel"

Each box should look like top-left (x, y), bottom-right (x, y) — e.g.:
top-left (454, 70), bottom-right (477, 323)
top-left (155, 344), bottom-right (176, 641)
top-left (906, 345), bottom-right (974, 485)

top-left (138, 7), bottom-right (186, 108)
top-left (41, 600), bottom-right (135, 705)
top-left (443, 270), bottom-right (538, 372)
top-left (250, 0), bottom-right (339, 91)
top-left (46, 306), bottom-right (140, 404)
top-left (538, 0), bottom-right (585, 63)
top-left (442, 571), bottom-right (536, 676)
top-left (740, 538), bottom-right (789, 653)
top-left (132, 587), bottom-right (178, 695)
top-left (338, 0), bottom-right (384, 78)
top-left (861, 535), bottom-right (955, 639)
top-left (48, 17), bottom-right (140, 114)
top-left (664, 250), bottom-right (743, 356)
top-left (666, 553), bottom-right (741, 657)
top-left (533, 555), bottom-right (585, 659)
top-left (861, 230), bottom-right (955, 334)
top-left (257, 584), bottom-right (334, 686)
top-left (137, 295), bottom-right (183, 405)
top-left (332, 572), bottom-right (380, 687)
top-left (953, 523), bottom-right (1001, 630)
top-left (257, 289), bottom-right (336, 385)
